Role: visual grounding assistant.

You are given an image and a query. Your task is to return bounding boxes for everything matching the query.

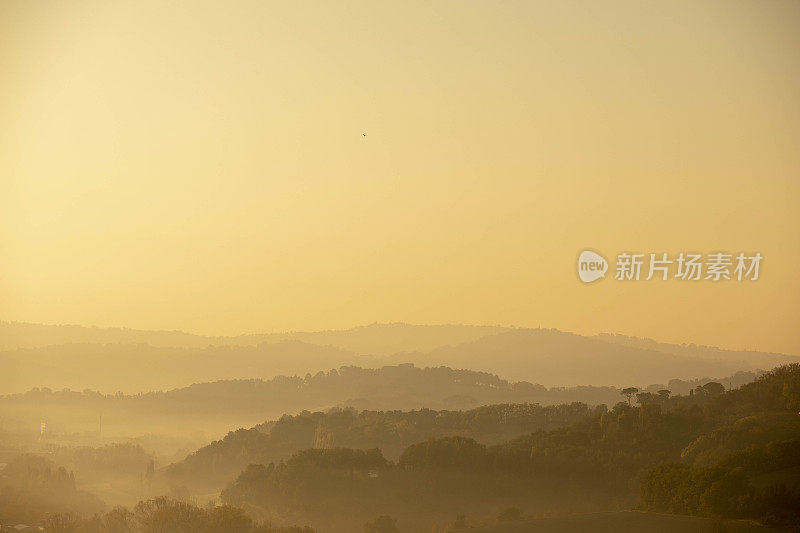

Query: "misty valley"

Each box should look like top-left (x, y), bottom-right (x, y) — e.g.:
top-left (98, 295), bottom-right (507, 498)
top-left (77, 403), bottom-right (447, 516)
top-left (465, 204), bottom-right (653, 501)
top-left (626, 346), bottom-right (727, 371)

top-left (5, 1), bottom-right (799, 530)
top-left (1, 324), bottom-right (799, 532)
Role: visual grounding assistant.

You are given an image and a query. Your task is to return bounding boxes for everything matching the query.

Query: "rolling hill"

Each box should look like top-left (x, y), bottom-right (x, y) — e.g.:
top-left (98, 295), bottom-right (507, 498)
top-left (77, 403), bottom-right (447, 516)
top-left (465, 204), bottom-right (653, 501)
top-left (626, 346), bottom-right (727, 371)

top-left (2, 323), bottom-right (797, 393)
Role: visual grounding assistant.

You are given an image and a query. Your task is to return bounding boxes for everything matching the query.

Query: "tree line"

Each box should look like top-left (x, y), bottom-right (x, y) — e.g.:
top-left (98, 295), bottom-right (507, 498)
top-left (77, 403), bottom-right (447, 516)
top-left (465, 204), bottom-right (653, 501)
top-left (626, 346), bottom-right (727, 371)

top-left (219, 364), bottom-right (800, 530)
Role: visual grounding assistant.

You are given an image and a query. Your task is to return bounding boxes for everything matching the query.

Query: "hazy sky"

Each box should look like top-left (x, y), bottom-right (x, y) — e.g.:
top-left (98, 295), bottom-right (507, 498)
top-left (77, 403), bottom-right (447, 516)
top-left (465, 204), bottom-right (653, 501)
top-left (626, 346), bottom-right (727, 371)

top-left (2, 1), bottom-right (799, 354)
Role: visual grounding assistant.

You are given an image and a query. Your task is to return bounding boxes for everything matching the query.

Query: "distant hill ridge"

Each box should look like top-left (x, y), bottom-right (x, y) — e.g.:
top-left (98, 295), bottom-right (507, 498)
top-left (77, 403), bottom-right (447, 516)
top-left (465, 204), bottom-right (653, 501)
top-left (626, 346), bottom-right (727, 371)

top-left (1, 322), bottom-right (796, 393)
top-left (0, 321), bottom-right (506, 354)
top-left (593, 332), bottom-right (790, 369)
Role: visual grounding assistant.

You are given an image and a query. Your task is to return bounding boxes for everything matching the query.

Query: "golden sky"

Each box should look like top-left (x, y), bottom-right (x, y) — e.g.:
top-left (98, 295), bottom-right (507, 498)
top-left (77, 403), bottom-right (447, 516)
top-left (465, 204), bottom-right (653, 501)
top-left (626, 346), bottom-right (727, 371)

top-left (2, 1), bottom-right (799, 354)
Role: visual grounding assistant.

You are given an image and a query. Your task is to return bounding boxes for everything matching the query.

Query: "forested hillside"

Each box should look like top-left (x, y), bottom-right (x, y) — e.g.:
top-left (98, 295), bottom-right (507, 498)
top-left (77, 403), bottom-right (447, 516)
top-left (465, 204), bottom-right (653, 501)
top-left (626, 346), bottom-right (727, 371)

top-left (165, 402), bottom-right (594, 488)
top-left (0, 364), bottom-right (760, 441)
top-left (2, 365), bottom-right (796, 531)
top-left (219, 364), bottom-right (800, 532)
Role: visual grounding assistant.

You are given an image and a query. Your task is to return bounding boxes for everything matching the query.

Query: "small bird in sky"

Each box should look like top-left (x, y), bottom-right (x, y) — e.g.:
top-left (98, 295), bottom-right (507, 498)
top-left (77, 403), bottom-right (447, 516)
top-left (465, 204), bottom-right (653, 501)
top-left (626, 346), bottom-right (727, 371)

top-left (362, 133), bottom-right (367, 137)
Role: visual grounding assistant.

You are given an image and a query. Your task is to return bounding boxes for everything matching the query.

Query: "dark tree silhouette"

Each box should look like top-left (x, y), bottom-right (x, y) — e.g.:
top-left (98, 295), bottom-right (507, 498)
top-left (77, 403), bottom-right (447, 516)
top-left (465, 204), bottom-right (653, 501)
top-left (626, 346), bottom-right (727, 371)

top-left (621, 387), bottom-right (639, 405)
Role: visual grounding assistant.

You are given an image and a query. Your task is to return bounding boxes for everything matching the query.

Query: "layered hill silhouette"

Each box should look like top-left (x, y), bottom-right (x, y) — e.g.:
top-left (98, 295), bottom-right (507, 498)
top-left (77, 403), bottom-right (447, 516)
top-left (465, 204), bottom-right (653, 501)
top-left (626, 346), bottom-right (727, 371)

top-left (1, 322), bottom-right (796, 393)
top-left (0, 363), bottom-right (762, 441)
top-left (211, 364), bottom-right (800, 532)
top-left (0, 321), bottom-right (505, 354)
top-left (0, 341), bottom-right (363, 393)
top-left (382, 329), bottom-right (788, 387)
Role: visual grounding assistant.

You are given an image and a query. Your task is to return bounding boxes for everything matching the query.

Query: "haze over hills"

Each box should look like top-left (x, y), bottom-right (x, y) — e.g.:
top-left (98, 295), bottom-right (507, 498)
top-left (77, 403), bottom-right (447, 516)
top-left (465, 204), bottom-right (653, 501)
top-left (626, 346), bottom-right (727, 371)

top-left (384, 329), bottom-right (791, 387)
top-left (0, 364), bottom-right (612, 440)
top-left (0, 341), bottom-right (364, 394)
top-left (0, 321), bottom-right (506, 354)
top-left (593, 333), bottom-right (795, 370)
top-left (0, 363), bottom-right (762, 444)
top-left (1, 322), bottom-right (796, 393)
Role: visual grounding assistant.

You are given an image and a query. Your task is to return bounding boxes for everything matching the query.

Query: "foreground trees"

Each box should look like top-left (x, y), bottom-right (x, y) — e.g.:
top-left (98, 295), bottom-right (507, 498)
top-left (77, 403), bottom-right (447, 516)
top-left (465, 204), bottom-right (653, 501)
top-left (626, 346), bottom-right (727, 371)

top-left (640, 440), bottom-right (800, 525)
top-left (220, 365), bottom-right (800, 530)
top-left (39, 498), bottom-right (316, 533)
